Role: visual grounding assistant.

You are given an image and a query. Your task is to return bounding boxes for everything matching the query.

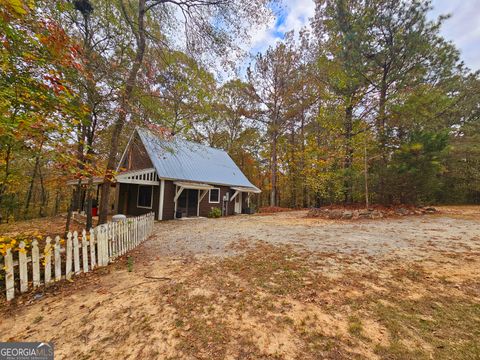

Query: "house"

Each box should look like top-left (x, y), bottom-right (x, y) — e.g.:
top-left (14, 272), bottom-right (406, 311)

top-left (113, 128), bottom-right (260, 220)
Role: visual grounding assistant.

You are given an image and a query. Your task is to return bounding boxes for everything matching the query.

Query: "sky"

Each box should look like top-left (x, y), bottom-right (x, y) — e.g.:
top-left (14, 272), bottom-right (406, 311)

top-left (248, 0), bottom-right (480, 71)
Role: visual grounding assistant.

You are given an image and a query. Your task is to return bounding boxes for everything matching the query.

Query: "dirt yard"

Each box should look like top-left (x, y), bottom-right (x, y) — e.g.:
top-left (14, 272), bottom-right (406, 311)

top-left (1, 207), bottom-right (479, 359)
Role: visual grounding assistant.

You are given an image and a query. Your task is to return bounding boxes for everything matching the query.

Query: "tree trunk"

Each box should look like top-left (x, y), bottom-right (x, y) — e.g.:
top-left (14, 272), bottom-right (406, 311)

top-left (300, 111), bottom-right (307, 208)
top-left (289, 124), bottom-right (296, 207)
top-left (86, 177), bottom-right (94, 229)
top-left (38, 165), bottom-right (47, 217)
top-left (343, 103), bottom-right (354, 205)
top-left (24, 153), bottom-right (41, 219)
top-left (377, 68), bottom-right (388, 204)
top-left (0, 143), bottom-right (12, 222)
top-left (315, 114), bottom-right (323, 207)
top-left (98, 0), bottom-right (147, 224)
top-left (364, 137), bottom-right (369, 209)
top-left (270, 133), bottom-right (278, 207)
top-left (54, 188), bottom-right (61, 215)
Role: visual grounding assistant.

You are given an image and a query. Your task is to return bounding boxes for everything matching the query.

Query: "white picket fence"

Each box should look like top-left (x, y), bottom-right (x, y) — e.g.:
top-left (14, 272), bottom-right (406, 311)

top-left (1, 212), bottom-right (154, 301)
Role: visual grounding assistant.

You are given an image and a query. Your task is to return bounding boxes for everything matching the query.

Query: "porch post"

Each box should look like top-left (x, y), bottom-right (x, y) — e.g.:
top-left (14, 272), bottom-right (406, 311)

top-left (174, 185), bottom-right (178, 218)
top-left (158, 179), bottom-right (165, 220)
top-left (197, 190), bottom-right (200, 217)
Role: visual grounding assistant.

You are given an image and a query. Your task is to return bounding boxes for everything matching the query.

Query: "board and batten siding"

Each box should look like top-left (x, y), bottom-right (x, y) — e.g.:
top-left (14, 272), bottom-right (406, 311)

top-left (161, 182), bottom-right (238, 219)
top-left (161, 180), bottom-right (176, 220)
top-left (117, 178), bottom-right (252, 220)
top-left (121, 134), bottom-right (154, 171)
top-left (118, 183), bottom-right (160, 219)
top-left (198, 186), bottom-right (234, 217)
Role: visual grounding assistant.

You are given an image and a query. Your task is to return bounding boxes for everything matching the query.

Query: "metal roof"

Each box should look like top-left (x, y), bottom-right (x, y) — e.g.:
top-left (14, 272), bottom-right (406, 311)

top-left (136, 128), bottom-right (260, 191)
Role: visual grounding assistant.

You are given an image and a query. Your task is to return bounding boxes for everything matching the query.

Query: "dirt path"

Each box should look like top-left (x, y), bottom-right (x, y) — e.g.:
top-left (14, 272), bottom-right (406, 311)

top-left (1, 209), bottom-right (479, 359)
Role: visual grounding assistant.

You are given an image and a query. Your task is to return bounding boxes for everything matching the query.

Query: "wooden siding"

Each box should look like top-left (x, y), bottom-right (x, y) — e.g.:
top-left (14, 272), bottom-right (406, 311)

top-left (162, 180), bottom-right (176, 220)
top-left (198, 186), bottom-right (234, 217)
top-left (121, 134), bottom-right (153, 171)
top-left (117, 183), bottom-right (159, 218)
top-left (116, 179), bottom-right (253, 220)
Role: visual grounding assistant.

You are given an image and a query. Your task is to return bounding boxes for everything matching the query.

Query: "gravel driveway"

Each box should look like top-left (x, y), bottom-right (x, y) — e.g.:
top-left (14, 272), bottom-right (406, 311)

top-left (145, 210), bottom-right (480, 259)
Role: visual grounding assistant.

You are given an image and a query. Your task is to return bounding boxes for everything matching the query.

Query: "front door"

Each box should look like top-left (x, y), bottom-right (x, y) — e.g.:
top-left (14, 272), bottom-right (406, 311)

top-left (234, 192), bottom-right (242, 214)
top-left (177, 189), bottom-right (199, 217)
top-left (187, 189), bottom-right (199, 217)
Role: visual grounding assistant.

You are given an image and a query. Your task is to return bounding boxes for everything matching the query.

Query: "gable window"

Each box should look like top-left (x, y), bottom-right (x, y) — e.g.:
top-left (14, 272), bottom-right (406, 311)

top-left (137, 185), bottom-right (153, 208)
top-left (209, 188), bottom-right (220, 203)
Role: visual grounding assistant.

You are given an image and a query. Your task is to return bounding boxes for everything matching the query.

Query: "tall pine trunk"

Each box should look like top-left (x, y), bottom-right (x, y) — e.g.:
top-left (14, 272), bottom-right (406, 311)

top-left (289, 122), bottom-right (296, 207)
top-left (377, 70), bottom-right (388, 204)
top-left (270, 133), bottom-right (278, 207)
top-left (24, 152), bottom-right (41, 219)
top-left (98, 0), bottom-right (147, 224)
top-left (343, 103), bottom-right (354, 204)
top-left (0, 143), bottom-right (12, 222)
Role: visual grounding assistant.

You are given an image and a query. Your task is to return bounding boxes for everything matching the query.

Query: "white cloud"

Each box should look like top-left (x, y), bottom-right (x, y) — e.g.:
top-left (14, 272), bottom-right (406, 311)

top-left (247, 13), bottom-right (279, 54)
top-left (277, 0), bottom-right (316, 35)
top-left (428, 1), bottom-right (480, 70)
top-left (247, 0), bottom-right (316, 55)
top-left (245, 0), bottom-right (480, 71)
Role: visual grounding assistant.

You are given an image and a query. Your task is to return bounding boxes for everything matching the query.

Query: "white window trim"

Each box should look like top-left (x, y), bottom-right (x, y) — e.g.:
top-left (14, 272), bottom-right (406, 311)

top-left (137, 185), bottom-right (153, 209)
top-left (209, 188), bottom-right (220, 203)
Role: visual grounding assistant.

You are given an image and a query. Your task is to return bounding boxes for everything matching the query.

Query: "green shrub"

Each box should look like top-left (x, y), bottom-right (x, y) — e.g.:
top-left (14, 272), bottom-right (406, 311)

top-left (208, 207), bottom-right (222, 218)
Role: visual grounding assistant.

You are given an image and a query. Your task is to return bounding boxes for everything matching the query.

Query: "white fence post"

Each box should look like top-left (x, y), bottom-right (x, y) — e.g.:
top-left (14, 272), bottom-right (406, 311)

top-left (104, 225), bottom-right (109, 265)
top-left (105, 223), bottom-right (110, 261)
top-left (145, 214), bottom-right (148, 238)
top-left (124, 220), bottom-right (128, 253)
top-left (135, 217), bottom-right (139, 245)
top-left (122, 220), bottom-right (126, 254)
top-left (111, 222), bottom-right (116, 259)
top-left (5, 248), bottom-right (14, 301)
top-left (125, 220), bottom-right (129, 252)
top-left (73, 231), bottom-right (80, 274)
top-left (102, 225), bottom-right (107, 265)
top-left (54, 236), bottom-right (61, 281)
top-left (96, 226), bottom-right (103, 267)
top-left (97, 225), bottom-right (108, 266)
top-left (2, 213), bottom-right (154, 301)
top-left (89, 229), bottom-right (96, 269)
top-left (44, 237), bottom-right (52, 285)
top-left (18, 242), bottom-right (28, 293)
top-left (82, 230), bottom-right (89, 273)
top-left (101, 225), bottom-right (107, 265)
top-left (109, 223), bottom-right (113, 260)
top-left (32, 239), bottom-right (40, 288)
top-left (66, 232), bottom-right (73, 280)
top-left (128, 220), bottom-right (132, 251)
top-left (149, 213), bottom-right (152, 236)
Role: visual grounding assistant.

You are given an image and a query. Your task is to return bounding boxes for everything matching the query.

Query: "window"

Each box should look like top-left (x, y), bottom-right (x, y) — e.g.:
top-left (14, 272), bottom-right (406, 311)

top-left (137, 185), bottom-right (153, 208)
top-left (209, 188), bottom-right (220, 203)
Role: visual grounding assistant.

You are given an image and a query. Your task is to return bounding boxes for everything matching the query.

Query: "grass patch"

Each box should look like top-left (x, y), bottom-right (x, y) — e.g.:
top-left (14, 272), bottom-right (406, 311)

top-left (373, 296), bottom-right (480, 359)
top-left (374, 341), bottom-right (430, 360)
top-left (348, 316), bottom-right (363, 337)
top-left (32, 315), bottom-right (43, 324)
top-left (158, 243), bottom-right (480, 360)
